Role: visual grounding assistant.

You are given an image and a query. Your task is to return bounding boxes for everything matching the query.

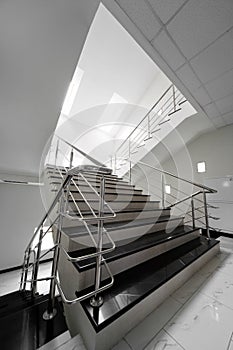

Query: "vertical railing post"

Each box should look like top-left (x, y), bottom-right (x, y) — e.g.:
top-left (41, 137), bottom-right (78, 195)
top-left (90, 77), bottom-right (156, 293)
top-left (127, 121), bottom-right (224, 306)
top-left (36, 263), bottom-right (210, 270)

top-left (191, 197), bottom-right (196, 229)
top-left (20, 248), bottom-right (31, 291)
top-left (161, 173), bottom-right (165, 209)
top-left (31, 226), bottom-right (44, 296)
top-left (43, 192), bottom-right (65, 320)
top-left (55, 139), bottom-right (59, 168)
top-left (69, 147), bottom-right (74, 169)
top-left (129, 160), bottom-right (132, 184)
top-left (172, 85), bottom-right (177, 113)
top-left (90, 177), bottom-right (105, 307)
top-left (203, 190), bottom-right (210, 240)
top-left (147, 114), bottom-right (151, 139)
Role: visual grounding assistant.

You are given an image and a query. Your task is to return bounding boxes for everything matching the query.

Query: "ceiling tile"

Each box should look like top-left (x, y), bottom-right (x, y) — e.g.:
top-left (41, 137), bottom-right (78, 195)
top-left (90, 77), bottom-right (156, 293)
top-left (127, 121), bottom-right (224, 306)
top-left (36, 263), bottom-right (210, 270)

top-left (211, 117), bottom-right (226, 128)
top-left (152, 30), bottom-right (186, 70)
top-left (176, 63), bottom-right (201, 91)
top-left (191, 28), bottom-right (233, 84)
top-left (192, 87), bottom-right (212, 107)
top-left (147, 0), bottom-right (187, 23)
top-left (222, 111), bottom-right (233, 126)
top-left (167, 0), bottom-right (233, 59)
top-left (203, 103), bottom-right (220, 119)
top-left (205, 68), bottom-right (233, 101)
top-left (215, 94), bottom-right (233, 115)
top-left (116, 0), bottom-right (161, 41)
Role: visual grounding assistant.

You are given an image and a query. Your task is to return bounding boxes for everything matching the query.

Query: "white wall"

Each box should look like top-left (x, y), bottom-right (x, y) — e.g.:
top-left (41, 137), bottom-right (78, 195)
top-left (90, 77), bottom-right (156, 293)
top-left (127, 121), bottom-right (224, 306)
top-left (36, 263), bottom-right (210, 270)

top-left (0, 175), bottom-right (45, 270)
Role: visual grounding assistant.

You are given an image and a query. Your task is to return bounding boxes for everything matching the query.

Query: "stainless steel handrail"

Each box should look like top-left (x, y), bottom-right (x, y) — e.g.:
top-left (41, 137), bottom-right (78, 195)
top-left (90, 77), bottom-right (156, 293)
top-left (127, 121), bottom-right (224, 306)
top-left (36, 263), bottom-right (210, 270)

top-left (55, 135), bottom-right (108, 170)
top-left (115, 84), bottom-right (173, 154)
top-left (138, 161), bottom-right (217, 193)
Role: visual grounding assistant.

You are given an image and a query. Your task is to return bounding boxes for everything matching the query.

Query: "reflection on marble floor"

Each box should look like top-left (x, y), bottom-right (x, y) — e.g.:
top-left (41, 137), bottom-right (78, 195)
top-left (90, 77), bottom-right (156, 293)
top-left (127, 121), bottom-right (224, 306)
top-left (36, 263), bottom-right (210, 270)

top-left (1, 237), bottom-right (233, 350)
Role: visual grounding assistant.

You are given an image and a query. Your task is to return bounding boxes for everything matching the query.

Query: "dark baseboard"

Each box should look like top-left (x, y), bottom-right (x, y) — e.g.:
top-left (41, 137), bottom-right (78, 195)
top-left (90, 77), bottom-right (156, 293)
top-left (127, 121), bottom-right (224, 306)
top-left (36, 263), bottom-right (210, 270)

top-left (202, 228), bottom-right (233, 239)
top-left (0, 258), bottom-right (53, 275)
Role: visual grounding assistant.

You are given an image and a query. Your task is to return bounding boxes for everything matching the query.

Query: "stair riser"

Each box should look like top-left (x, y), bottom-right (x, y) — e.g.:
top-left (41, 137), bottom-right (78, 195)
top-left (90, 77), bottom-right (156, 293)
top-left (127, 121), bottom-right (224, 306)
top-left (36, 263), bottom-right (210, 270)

top-left (62, 209), bottom-right (170, 228)
top-left (74, 230), bottom-right (200, 291)
top-left (50, 180), bottom-right (135, 190)
top-left (68, 201), bottom-right (159, 213)
top-left (47, 169), bottom-right (119, 182)
top-left (67, 219), bottom-right (183, 250)
top-left (70, 243), bottom-right (219, 350)
top-left (48, 174), bottom-right (128, 186)
top-left (69, 192), bottom-right (149, 202)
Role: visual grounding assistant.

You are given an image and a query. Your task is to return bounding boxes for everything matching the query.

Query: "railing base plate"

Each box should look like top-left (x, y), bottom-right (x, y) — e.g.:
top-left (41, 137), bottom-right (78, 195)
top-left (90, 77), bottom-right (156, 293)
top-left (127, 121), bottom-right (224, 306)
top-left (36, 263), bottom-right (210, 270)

top-left (43, 308), bottom-right (57, 320)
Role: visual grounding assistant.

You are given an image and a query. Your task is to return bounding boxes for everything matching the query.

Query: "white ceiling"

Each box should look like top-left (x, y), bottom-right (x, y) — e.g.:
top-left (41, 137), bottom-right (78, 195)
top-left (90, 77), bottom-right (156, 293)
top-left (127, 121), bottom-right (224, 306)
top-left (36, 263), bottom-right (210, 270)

top-left (2, 0), bottom-right (233, 176)
top-left (112, 0), bottom-right (233, 129)
top-left (0, 0), bottom-right (100, 175)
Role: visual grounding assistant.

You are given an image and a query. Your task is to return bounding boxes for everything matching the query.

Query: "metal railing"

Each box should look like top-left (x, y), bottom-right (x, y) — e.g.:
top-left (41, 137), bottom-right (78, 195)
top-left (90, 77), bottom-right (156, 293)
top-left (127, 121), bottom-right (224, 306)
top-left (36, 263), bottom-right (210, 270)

top-left (113, 84), bottom-right (186, 168)
top-left (20, 136), bottom-right (116, 319)
top-left (116, 160), bottom-right (218, 239)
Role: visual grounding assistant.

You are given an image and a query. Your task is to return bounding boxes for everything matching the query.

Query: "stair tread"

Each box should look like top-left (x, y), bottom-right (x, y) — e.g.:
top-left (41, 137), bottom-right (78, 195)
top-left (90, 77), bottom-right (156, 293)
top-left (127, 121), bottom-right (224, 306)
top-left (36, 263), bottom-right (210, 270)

top-left (78, 237), bottom-right (219, 331)
top-left (70, 224), bottom-right (195, 272)
top-left (63, 210), bottom-right (172, 235)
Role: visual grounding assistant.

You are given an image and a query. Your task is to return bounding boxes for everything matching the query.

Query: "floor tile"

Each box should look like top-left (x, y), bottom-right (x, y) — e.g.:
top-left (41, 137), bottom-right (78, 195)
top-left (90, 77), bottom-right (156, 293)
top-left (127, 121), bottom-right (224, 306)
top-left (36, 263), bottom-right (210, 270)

top-left (199, 271), bottom-right (233, 310)
top-left (144, 329), bottom-right (184, 350)
top-left (125, 296), bottom-right (182, 350)
top-left (165, 293), bottom-right (233, 350)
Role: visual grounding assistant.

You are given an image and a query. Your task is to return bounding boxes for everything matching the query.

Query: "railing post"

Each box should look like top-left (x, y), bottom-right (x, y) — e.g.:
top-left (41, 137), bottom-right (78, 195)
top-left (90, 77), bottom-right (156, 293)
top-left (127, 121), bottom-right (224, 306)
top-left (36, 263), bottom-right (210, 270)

top-left (172, 85), bottom-right (177, 113)
top-left (129, 160), bottom-right (132, 184)
top-left (20, 248), bottom-right (31, 291)
top-left (147, 114), bottom-right (151, 139)
top-left (43, 193), bottom-right (65, 320)
top-left (69, 147), bottom-right (74, 169)
top-left (31, 226), bottom-right (44, 296)
top-left (90, 177), bottom-right (105, 307)
top-left (55, 139), bottom-right (59, 168)
top-left (191, 197), bottom-right (196, 229)
top-left (161, 174), bottom-right (165, 209)
top-left (203, 190), bottom-right (210, 240)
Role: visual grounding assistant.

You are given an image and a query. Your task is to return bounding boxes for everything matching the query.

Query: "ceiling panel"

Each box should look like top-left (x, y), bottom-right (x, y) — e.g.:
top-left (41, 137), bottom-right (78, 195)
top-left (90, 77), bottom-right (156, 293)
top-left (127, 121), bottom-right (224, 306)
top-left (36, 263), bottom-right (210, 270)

top-left (191, 86), bottom-right (212, 107)
top-left (147, 0), bottom-right (187, 23)
top-left (167, 0), bottom-right (233, 59)
top-left (116, 0), bottom-right (161, 41)
top-left (191, 28), bottom-right (233, 84)
top-left (203, 103), bottom-right (220, 119)
top-left (205, 68), bottom-right (233, 101)
top-left (152, 30), bottom-right (186, 70)
top-left (176, 63), bottom-right (202, 91)
top-left (215, 94), bottom-right (233, 116)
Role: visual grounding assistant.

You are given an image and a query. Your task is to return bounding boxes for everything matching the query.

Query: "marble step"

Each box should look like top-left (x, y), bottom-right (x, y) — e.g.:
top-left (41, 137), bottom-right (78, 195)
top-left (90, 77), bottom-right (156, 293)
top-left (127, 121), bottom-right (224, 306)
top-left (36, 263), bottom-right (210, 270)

top-left (69, 226), bottom-right (200, 273)
top-left (63, 215), bottom-right (183, 247)
top-left (70, 237), bottom-right (219, 350)
top-left (0, 290), bottom-right (45, 318)
top-left (68, 199), bottom-right (160, 213)
top-left (62, 208), bottom-right (169, 228)
top-left (0, 296), bottom-right (67, 350)
top-left (51, 184), bottom-right (143, 195)
top-left (69, 191), bottom-right (150, 202)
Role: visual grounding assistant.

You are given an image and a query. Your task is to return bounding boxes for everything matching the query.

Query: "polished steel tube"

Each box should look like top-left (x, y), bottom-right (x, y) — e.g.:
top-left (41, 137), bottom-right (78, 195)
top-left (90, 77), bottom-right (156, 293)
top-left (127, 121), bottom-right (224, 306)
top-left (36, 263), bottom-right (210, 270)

top-left (161, 174), bottom-right (165, 209)
top-left (31, 227), bottom-right (44, 296)
top-left (90, 177), bottom-right (105, 307)
top-left (191, 198), bottom-right (195, 229)
top-left (203, 190), bottom-right (210, 240)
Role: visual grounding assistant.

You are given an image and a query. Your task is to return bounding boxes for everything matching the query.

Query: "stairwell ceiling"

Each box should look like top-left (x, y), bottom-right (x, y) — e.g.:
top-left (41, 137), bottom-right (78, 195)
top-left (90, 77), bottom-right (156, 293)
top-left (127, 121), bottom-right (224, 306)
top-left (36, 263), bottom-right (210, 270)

top-left (0, 0), bottom-right (100, 176)
top-left (112, 0), bottom-right (233, 129)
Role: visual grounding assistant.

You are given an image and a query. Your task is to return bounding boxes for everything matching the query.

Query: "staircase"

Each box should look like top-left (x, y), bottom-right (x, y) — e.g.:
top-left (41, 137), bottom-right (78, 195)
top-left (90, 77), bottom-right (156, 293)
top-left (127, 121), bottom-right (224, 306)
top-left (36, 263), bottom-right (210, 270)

top-left (41, 143), bottom-right (218, 350)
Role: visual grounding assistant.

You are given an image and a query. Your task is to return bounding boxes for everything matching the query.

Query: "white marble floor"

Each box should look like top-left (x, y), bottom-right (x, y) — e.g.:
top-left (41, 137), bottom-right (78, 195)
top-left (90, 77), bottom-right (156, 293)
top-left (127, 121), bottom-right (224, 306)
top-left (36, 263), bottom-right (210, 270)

top-left (1, 237), bottom-right (233, 350)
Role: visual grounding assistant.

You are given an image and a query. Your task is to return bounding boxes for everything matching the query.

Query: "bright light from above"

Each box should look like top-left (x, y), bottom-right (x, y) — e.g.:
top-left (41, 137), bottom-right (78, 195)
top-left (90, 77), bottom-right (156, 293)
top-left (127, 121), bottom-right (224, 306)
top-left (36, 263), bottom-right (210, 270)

top-left (197, 161), bottom-right (206, 173)
top-left (109, 92), bottom-right (128, 104)
top-left (61, 67), bottom-right (84, 116)
top-left (165, 185), bottom-right (171, 194)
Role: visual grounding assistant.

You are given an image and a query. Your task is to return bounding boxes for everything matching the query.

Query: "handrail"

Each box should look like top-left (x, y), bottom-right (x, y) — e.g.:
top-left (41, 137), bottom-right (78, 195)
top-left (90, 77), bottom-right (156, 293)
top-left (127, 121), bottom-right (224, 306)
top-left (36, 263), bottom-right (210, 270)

top-left (56, 135), bottom-right (107, 169)
top-left (25, 173), bottom-right (72, 252)
top-left (115, 84), bottom-right (173, 154)
top-left (138, 161), bottom-right (217, 193)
